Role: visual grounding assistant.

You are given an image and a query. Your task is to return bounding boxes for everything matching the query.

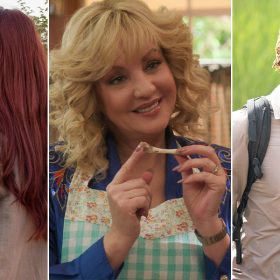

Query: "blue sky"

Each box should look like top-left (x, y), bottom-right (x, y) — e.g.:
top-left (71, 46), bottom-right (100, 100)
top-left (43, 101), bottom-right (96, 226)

top-left (0, 0), bottom-right (47, 15)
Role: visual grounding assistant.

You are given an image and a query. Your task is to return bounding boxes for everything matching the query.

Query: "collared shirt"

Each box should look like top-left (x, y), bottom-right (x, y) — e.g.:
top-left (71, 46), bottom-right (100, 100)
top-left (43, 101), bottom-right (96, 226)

top-left (232, 86), bottom-right (280, 279)
top-left (49, 131), bottom-right (231, 280)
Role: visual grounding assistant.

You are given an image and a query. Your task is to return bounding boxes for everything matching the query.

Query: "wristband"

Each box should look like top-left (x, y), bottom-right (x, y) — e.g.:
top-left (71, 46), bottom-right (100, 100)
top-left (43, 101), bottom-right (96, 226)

top-left (194, 218), bottom-right (227, 246)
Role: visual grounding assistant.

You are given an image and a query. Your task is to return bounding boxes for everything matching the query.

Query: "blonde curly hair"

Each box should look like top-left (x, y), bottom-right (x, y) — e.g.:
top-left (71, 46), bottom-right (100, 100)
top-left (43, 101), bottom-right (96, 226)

top-left (50, 0), bottom-right (210, 178)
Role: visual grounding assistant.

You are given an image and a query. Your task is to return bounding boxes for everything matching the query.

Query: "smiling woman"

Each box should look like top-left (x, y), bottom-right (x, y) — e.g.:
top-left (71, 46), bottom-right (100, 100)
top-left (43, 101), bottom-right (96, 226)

top-left (49, 0), bottom-right (231, 279)
top-left (95, 46), bottom-right (177, 141)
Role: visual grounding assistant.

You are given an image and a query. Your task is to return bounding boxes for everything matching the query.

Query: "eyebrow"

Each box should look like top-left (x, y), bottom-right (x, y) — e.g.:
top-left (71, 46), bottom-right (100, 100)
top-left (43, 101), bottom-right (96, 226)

top-left (108, 48), bottom-right (161, 72)
top-left (142, 48), bottom-right (161, 61)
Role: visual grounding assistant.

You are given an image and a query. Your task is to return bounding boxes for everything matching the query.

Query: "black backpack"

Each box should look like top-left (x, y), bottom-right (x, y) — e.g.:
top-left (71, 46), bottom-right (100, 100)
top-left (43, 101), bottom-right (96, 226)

top-left (233, 96), bottom-right (272, 264)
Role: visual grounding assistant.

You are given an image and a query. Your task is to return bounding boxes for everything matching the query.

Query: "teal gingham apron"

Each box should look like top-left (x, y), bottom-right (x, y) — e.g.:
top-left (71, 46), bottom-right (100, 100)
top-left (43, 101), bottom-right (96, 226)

top-left (62, 168), bottom-right (205, 279)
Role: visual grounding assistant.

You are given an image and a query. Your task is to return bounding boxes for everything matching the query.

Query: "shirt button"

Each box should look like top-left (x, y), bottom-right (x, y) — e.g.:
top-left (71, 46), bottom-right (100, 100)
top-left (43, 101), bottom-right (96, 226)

top-left (220, 276), bottom-right (228, 280)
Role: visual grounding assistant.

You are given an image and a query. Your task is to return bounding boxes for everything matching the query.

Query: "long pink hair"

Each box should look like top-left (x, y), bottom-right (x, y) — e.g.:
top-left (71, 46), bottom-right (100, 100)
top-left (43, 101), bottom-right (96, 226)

top-left (0, 8), bottom-right (47, 240)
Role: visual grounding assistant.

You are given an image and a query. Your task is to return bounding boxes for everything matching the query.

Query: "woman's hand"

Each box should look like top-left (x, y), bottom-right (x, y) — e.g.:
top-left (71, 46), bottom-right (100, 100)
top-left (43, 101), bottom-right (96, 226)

top-left (107, 150), bottom-right (153, 239)
top-left (175, 145), bottom-right (230, 266)
top-left (174, 145), bottom-right (227, 230)
top-left (174, 145), bottom-right (229, 266)
top-left (104, 147), bottom-right (153, 269)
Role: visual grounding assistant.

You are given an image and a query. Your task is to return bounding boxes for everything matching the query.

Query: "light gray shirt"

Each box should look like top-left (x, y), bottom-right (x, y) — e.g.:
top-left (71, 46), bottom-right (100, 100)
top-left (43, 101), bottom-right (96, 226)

top-left (0, 164), bottom-right (47, 280)
top-left (232, 85), bottom-right (280, 279)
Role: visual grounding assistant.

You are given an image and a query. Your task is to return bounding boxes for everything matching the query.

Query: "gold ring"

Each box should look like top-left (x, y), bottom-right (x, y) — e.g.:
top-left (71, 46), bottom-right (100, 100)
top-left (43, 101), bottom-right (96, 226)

top-left (211, 165), bottom-right (220, 175)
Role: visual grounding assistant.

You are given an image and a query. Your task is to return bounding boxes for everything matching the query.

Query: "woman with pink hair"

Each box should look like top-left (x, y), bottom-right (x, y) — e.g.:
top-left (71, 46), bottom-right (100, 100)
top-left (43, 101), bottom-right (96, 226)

top-left (0, 8), bottom-right (47, 280)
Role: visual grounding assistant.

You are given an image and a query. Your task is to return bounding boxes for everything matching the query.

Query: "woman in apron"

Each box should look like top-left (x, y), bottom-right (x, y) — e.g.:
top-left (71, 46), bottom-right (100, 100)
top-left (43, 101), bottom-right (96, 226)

top-left (49, 0), bottom-right (231, 279)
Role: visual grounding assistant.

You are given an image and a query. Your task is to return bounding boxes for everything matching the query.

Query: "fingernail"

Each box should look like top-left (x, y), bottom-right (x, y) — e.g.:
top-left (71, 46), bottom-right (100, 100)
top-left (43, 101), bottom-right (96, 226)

top-left (177, 146), bottom-right (189, 151)
top-left (177, 179), bottom-right (183, 184)
top-left (135, 144), bottom-right (142, 152)
top-left (172, 165), bottom-right (180, 171)
top-left (175, 149), bottom-right (184, 155)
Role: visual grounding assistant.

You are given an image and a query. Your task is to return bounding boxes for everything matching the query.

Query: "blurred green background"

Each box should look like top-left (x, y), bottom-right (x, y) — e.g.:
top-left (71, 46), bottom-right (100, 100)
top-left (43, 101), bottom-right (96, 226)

top-left (183, 16), bottom-right (231, 59)
top-left (233, 0), bottom-right (280, 110)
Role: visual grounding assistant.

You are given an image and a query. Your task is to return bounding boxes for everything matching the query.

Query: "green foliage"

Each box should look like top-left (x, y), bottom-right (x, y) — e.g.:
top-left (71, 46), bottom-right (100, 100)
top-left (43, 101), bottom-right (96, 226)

top-left (183, 16), bottom-right (230, 59)
top-left (233, 0), bottom-right (280, 110)
top-left (17, 0), bottom-right (48, 48)
top-left (192, 16), bottom-right (231, 59)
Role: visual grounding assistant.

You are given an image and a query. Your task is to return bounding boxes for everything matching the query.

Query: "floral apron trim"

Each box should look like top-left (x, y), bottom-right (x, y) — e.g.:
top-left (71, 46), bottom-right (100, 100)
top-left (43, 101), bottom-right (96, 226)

top-left (62, 168), bottom-right (205, 279)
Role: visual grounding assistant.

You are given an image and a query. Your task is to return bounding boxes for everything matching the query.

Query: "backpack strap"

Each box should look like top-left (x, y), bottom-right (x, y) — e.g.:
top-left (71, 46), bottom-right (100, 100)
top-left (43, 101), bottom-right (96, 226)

top-left (233, 96), bottom-right (271, 264)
